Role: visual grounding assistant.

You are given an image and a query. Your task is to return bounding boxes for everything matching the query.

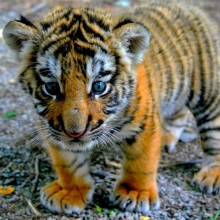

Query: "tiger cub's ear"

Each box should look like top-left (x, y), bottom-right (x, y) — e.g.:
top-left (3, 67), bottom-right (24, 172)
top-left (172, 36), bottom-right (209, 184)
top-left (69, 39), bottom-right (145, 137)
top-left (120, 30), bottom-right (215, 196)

top-left (3, 16), bottom-right (38, 53)
top-left (113, 18), bottom-right (151, 66)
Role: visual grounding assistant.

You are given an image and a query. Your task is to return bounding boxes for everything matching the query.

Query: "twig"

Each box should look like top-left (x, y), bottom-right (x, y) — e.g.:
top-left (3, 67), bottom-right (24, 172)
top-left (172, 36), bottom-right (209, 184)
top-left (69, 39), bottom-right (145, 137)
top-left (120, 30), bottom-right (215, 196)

top-left (0, 162), bottom-right (13, 174)
top-left (20, 176), bottom-right (33, 188)
top-left (32, 156), bottom-right (40, 193)
top-left (25, 198), bottom-right (41, 216)
top-left (104, 156), bottom-right (122, 168)
top-left (104, 156), bottom-right (202, 169)
top-left (159, 159), bottom-right (202, 168)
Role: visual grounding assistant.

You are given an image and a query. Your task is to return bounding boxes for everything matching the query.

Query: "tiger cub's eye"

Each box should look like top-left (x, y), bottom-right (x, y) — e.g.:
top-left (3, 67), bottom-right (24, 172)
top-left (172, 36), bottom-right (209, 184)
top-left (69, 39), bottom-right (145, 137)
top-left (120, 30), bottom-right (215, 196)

top-left (45, 82), bottom-right (60, 96)
top-left (92, 81), bottom-right (106, 94)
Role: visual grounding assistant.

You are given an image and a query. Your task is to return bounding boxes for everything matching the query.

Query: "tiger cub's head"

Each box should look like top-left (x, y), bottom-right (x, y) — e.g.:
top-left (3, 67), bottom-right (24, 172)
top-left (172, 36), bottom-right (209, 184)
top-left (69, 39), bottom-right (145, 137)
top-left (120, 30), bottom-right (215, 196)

top-left (3, 7), bottom-right (151, 151)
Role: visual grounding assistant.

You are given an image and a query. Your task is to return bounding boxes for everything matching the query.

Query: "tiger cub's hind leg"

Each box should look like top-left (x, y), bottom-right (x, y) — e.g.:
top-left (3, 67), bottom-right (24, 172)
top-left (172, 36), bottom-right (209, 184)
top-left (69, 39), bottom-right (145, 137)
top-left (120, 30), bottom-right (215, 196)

top-left (40, 145), bottom-right (94, 214)
top-left (191, 99), bottom-right (220, 194)
top-left (162, 107), bottom-right (197, 153)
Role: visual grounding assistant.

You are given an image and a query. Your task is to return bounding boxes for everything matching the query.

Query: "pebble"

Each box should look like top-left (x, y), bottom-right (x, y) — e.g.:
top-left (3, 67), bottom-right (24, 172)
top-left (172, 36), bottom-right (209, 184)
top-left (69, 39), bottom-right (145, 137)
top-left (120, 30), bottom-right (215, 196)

top-left (95, 179), bottom-right (104, 183)
top-left (93, 170), bottom-right (108, 178)
top-left (9, 79), bottom-right (15, 84)
top-left (114, 0), bottom-right (131, 7)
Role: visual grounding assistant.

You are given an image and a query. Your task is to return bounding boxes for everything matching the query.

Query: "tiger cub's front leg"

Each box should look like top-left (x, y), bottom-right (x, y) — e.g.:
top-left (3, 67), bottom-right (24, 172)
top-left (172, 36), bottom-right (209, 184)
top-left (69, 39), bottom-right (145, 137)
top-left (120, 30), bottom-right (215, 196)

top-left (40, 145), bottom-right (94, 214)
top-left (111, 118), bottom-right (161, 213)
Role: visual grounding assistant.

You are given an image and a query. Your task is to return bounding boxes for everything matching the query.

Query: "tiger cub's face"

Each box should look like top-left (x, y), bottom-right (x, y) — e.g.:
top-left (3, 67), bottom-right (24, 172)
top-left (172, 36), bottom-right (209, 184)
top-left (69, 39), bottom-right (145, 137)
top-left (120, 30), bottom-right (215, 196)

top-left (3, 7), bottom-right (151, 151)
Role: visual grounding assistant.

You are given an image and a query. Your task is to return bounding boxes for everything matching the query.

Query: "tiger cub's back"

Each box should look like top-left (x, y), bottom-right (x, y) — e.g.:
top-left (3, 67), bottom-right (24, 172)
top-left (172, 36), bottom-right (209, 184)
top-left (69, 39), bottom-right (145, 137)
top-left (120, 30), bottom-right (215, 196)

top-left (133, 3), bottom-right (219, 117)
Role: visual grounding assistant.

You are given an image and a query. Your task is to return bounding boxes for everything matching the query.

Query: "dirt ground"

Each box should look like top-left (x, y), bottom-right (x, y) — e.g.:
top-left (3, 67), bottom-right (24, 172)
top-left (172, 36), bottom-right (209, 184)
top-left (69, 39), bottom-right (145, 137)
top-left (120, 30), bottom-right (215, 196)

top-left (0, 0), bottom-right (220, 219)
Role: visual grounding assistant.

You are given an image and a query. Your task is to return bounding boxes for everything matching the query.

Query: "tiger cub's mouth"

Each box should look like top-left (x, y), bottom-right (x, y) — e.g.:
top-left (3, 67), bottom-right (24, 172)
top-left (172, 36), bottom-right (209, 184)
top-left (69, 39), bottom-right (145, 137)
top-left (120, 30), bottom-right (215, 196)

top-left (65, 122), bottom-right (91, 139)
top-left (49, 118), bottom-right (105, 144)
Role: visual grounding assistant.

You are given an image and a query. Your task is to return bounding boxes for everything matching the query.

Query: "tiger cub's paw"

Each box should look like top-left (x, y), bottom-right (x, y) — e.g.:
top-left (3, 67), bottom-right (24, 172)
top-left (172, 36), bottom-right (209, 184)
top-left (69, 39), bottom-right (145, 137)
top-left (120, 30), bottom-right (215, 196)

top-left (192, 165), bottom-right (220, 194)
top-left (40, 180), bottom-right (93, 214)
top-left (110, 183), bottom-right (160, 213)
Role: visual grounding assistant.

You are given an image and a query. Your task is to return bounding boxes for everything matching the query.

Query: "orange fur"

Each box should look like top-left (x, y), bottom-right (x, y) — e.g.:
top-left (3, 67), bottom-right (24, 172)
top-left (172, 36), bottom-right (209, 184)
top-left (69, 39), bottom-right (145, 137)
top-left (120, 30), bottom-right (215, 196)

top-left (40, 145), bottom-right (94, 213)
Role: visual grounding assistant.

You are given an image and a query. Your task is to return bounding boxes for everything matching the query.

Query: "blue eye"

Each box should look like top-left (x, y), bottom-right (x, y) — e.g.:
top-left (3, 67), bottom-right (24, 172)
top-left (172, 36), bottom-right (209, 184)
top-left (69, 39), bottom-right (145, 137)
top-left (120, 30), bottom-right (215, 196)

top-left (44, 82), bottom-right (60, 96)
top-left (92, 81), bottom-right (106, 94)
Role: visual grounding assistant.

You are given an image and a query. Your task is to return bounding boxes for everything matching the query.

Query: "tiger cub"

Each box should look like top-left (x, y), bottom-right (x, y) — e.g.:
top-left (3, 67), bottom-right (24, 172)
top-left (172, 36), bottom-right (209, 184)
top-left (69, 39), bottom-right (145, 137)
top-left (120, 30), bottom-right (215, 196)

top-left (3, 2), bottom-right (220, 214)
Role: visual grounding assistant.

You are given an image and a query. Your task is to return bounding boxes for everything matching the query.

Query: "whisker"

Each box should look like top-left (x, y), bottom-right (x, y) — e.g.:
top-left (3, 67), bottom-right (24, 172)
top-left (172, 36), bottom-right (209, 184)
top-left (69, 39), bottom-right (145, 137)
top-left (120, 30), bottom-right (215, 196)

top-left (102, 133), bottom-right (117, 150)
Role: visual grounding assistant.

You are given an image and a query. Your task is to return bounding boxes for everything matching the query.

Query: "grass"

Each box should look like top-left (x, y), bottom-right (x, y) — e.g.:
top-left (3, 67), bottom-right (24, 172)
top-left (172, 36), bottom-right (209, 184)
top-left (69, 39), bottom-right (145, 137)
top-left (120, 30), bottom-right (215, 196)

top-left (95, 205), bottom-right (116, 216)
top-left (211, 210), bottom-right (220, 220)
top-left (3, 111), bottom-right (17, 118)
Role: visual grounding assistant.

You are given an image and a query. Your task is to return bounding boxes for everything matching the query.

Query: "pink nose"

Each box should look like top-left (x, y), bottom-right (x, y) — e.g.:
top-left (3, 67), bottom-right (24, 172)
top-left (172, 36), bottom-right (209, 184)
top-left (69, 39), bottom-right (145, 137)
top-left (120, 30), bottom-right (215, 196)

top-left (66, 130), bottom-right (85, 138)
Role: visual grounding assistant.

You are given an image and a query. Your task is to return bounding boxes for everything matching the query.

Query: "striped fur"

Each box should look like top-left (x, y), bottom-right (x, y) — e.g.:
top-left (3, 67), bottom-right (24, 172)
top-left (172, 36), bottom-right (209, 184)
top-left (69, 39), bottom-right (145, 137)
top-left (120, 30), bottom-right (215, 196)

top-left (3, 3), bottom-right (220, 214)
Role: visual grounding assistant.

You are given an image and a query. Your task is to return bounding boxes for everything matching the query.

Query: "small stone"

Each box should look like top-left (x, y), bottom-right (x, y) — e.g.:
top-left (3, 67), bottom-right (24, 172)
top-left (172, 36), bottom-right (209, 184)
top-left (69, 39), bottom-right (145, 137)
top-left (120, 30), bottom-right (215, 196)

top-left (160, 211), bottom-right (168, 217)
top-left (93, 170), bottom-right (108, 178)
top-left (95, 179), bottom-right (104, 183)
top-left (9, 79), bottom-right (15, 84)
top-left (114, 0), bottom-right (131, 7)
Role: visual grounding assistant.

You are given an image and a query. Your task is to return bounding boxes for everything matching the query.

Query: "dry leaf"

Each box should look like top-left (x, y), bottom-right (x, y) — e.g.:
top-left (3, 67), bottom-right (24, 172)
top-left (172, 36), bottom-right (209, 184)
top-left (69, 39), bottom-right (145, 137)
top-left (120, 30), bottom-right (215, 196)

top-left (140, 216), bottom-right (151, 220)
top-left (0, 185), bottom-right (14, 195)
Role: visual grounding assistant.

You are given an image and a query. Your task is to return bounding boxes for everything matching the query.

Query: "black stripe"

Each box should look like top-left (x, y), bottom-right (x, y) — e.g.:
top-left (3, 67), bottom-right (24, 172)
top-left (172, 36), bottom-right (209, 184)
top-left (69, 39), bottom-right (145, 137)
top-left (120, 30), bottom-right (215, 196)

top-left (38, 106), bottom-right (49, 117)
top-left (200, 135), bottom-right (220, 142)
top-left (81, 17), bottom-right (105, 41)
top-left (69, 158), bottom-right (77, 167)
top-left (199, 126), bottom-right (220, 134)
top-left (112, 117), bottom-right (134, 133)
top-left (146, 7), bottom-right (189, 103)
top-left (57, 114), bottom-right (65, 131)
top-left (76, 58), bottom-right (87, 78)
top-left (73, 158), bottom-right (87, 173)
top-left (92, 132), bottom-right (102, 140)
top-left (107, 91), bottom-right (119, 107)
top-left (27, 82), bottom-right (33, 95)
top-left (188, 15), bottom-right (214, 110)
top-left (41, 39), bottom-right (60, 54)
top-left (125, 135), bottom-right (136, 145)
top-left (196, 98), bottom-right (220, 126)
top-left (57, 23), bottom-right (71, 34)
top-left (204, 148), bottom-right (220, 155)
top-left (74, 24), bottom-right (89, 43)
top-left (45, 10), bottom-right (73, 34)
top-left (88, 115), bottom-right (92, 123)
top-left (39, 68), bottom-right (53, 77)
top-left (90, 119), bottom-right (104, 132)
top-left (99, 70), bottom-right (112, 77)
top-left (16, 15), bottom-right (37, 29)
top-left (113, 18), bottom-right (136, 30)
top-left (189, 30), bottom-right (206, 111)
top-left (48, 119), bottom-right (62, 132)
top-left (73, 14), bottom-right (82, 23)
top-left (30, 44), bottom-right (40, 63)
top-left (50, 130), bottom-right (61, 141)
top-left (19, 66), bottom-right (41, 94)
top-left (113, 18), bottom-right (147, 31)
top-left (103, 108), bottom-right (117, 115)
top-left (41, 22), bottom-right (51, 31)
top-left (74, 42), bottom-right (95, 57)
top-left (41, 35), bottom-right (71, 54)
top-left (85, 11), bottom-right (110, 32)
top-left (62, 9), bottom-right (73, 22)
top-left (54, 41), bottom-right (71, 58)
